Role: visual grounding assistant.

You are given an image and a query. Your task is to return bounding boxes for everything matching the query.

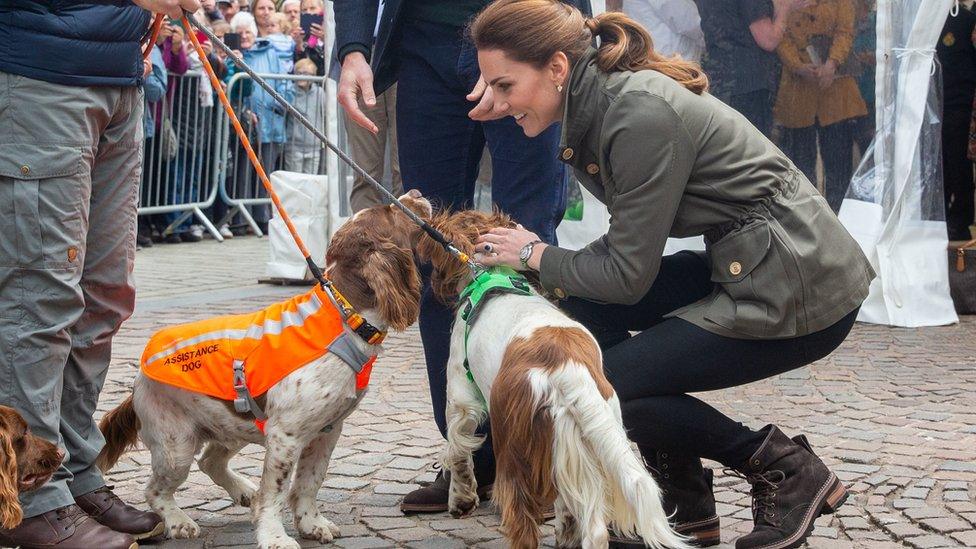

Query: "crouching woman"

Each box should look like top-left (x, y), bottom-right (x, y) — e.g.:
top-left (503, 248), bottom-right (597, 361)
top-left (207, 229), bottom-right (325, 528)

top-left (468, 1), bottom-right (875, 548)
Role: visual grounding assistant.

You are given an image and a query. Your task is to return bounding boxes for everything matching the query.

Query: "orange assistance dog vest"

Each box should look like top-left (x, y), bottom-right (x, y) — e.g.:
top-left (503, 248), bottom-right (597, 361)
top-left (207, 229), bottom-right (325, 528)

top-left (141, 285), bottom-right (378, 432)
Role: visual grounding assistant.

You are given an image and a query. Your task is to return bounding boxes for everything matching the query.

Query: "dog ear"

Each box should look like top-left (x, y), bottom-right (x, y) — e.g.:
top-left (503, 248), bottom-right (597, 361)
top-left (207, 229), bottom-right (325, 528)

top-left (416, 213), bottom-right (476, 303)
top-left (0, 425), bottom-right (23, 530)
top-left (363, 242), bottom-right (421, 331)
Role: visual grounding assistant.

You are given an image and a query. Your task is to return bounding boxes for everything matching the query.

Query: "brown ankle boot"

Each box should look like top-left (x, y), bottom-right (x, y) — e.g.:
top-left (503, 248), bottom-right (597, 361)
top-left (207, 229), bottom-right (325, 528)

top-left (0, 504), bottom-right (136, 549)
top-left (731, 426), bottom-right (847, 549)
top-left (75, 485), bottom-right (164, 540)
top-left (609, 451), bottom-right (720, 548)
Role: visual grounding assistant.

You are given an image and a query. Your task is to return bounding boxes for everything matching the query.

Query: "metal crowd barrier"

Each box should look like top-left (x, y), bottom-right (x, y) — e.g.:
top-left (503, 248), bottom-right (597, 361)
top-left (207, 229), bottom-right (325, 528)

top-left (139, 70), bottom-right (225, 240)
top-left (139, 70), bottom-right (334, 241)
top-left (216, 72), bottom-right (330, 237)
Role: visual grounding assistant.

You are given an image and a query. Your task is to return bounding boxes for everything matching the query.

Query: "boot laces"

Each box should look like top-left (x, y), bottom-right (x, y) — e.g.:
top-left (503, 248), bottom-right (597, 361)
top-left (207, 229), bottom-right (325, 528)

top-left (725, 468), bottom-right (786, 526)
top-left (54, 506), bottom-right (88, 530)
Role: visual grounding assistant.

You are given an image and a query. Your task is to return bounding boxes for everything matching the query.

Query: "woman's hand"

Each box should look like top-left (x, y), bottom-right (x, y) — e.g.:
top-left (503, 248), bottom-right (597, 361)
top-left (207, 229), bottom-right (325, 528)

top-left (310, 23), bottom-right (325, 40)
top-left (169, 24), bottom-right (185, 52)
top-left (817, 59), bottom-right (837, 90)
top-left (795, 63), bottom-right (819, 81)
top-left (291, 25), bottom-right (305, 51)
top-left (474, 225), bottom-right (546, 271)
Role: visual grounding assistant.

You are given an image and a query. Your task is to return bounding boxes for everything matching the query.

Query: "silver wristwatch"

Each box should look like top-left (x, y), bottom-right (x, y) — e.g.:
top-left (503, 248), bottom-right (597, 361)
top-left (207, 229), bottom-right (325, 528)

top-left (518, 240), bottom-right (543, 270)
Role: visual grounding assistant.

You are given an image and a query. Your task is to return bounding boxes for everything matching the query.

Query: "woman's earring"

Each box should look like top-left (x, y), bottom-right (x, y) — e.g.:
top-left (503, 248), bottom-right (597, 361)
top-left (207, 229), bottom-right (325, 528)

top-left (557, 84), bottom-right (563, 93)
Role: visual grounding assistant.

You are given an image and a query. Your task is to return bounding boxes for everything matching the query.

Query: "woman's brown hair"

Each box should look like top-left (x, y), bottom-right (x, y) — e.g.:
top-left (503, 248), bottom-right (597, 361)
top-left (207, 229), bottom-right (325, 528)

top-left (469, 0), bottom-right (708, 95)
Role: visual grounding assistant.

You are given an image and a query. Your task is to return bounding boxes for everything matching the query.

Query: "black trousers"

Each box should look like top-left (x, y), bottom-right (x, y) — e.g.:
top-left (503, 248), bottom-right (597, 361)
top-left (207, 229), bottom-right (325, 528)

top-left (728, 90), bottom-right (773, 137)
top-left (943, 107), bottom-right (976, 237)
top-left (559, 251), bottom-right (858, 468)
top-left (780, 121), bottom-right (856, 213)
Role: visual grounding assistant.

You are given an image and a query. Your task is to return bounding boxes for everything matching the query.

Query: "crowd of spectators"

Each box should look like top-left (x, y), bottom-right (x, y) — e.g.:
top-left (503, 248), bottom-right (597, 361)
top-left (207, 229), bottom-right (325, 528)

top-left (137, 0), bottom-right (328, 247)
top-left (607, 0), bottom-right (973, 240)
top-left (136, 0), bottom-right (976, 249)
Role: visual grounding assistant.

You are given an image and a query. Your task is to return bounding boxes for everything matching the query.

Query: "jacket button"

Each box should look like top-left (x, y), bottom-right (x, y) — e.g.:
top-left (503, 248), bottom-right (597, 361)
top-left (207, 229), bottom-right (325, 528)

top-left (20, 165), bottom-right (30, 176)
top-left (561, 148), bottom-right (574, 161)
top-left (729, 261), bottom-right (742, 276)
top-left (553, 288), bottom-right (567, 299)
top-left (586, 163), bottom-right (599, 175)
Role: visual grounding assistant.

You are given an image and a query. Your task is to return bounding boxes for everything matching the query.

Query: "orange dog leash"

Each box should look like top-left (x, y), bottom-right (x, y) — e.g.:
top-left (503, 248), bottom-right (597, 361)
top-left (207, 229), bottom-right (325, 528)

top-left (143, 14), bottom-right (165, 60)
top-left (179, 11), bottom-right (477, 277)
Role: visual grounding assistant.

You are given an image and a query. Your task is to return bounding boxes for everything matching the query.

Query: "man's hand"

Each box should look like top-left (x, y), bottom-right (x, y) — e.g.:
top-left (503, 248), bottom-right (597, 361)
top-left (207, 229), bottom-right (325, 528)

top-left (143, 58), bottom-right (154, 78)
top-left (133, 0), bottom-right (202, 19)
top-left (338, 51), bottom-right (378, 134)
top-left (466, 74), bottom-right (508, 122)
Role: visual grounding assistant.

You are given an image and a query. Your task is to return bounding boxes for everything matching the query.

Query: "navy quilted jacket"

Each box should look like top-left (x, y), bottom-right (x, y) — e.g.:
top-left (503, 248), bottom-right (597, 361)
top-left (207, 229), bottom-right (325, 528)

top-left (0, 1), bottom-right (151, 87)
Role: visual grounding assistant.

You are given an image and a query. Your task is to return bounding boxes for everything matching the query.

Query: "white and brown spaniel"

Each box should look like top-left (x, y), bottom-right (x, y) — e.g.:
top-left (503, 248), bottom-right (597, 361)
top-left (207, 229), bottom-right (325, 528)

top-left (95, 194), bottom-right (431, 549)
top-left (418, 210), bottom-right (689, 549)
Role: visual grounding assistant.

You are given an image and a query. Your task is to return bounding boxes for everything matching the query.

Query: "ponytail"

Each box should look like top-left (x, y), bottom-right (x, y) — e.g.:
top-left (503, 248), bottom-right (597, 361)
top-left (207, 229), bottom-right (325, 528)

top-left (585, 12), bottom-right (708, 95)
top-left (471, 0), bottom-right (708, 96)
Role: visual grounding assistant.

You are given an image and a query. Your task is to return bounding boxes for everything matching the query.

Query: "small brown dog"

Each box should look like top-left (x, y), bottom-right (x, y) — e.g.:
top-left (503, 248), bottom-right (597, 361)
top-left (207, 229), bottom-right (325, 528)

top-left (0, 405), bottom-right (63, 529)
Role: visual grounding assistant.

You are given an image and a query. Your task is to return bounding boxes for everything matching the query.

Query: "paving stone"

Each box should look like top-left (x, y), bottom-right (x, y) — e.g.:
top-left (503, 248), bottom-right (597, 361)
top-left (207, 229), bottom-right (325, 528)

top-left (407, 539), bottom-right (467, 549)
top-left (950, 529), bottom-right (976, 547)
top-left (360, 517), bottom-right (417, 531)
top-left (918, 517), bottom-right (972, 533)
top-left (939, 460), bottom-right (976, 473)
top-left (904, 534), bottom-right (955, 548)
top-left (333, 537), bottom-right (397, 549)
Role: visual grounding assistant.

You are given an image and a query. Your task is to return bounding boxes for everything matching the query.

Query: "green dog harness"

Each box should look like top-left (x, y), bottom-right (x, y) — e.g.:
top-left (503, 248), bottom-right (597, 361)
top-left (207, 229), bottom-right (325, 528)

top-left (458, 267), bottom-right (533, 404)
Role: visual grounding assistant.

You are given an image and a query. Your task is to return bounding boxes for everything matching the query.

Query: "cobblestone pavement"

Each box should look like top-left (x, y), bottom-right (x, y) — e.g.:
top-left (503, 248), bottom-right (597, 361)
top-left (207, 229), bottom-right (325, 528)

top-left (95, 237), bottom-right (976, 548)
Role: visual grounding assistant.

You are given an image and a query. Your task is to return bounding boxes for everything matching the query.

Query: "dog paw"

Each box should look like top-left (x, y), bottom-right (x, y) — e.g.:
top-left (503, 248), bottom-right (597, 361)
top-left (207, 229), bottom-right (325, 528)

top-left (228, 479), bottom-right (258, 507)
top-left (296, 514), bottom-right (341, 543)
top-left (164, 515), bottom-right (201, 539)
top-left (448, 494), bottom-right (479, 518)
top-left (257, 534), bottom-right (302, 549)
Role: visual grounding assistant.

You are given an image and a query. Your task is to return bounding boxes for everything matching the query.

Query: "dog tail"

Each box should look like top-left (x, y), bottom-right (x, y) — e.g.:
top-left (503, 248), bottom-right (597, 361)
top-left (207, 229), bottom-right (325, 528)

top-left (96, 395), bottom-right (141, 472)
top-left (489, 363), bottom-right (558, 549)
top-left (548, 361), bottom-right (691, 549)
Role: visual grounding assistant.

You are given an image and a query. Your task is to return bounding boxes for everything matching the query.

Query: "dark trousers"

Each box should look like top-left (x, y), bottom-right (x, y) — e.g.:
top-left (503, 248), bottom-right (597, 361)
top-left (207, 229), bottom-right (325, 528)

top-left (559, 252), bottom-right (858, 467)
top-left (728, 90), bottom-right (773, 137)
top-left (396, 20), bottom-right (567, 483)
top-left (943, 107), bottom-right (976, 237)
top-left (780, 121), bottom-right (855, 213)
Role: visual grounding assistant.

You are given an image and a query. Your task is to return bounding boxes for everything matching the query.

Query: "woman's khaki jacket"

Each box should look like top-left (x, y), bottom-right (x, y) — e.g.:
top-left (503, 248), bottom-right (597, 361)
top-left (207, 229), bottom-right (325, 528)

top-left (773, 0), bottom-right (868, 128)
top-left (539, 49), bottom-right (875, 339)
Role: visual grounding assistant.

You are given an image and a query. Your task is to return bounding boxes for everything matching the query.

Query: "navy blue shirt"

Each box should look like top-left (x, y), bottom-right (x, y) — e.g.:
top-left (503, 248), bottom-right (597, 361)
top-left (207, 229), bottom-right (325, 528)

top-left (0, 1), bottom-right (151, 87)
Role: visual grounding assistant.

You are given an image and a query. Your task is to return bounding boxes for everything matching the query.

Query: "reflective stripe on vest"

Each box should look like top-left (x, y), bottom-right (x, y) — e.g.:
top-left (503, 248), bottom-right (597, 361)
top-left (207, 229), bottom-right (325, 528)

top-left (141, 285), bottom-right (376, 405)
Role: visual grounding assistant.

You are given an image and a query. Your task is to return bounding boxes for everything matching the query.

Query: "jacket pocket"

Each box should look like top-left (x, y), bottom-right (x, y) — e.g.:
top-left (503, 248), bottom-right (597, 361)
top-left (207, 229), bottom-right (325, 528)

top-left (0, 144), bottom-right (87, 269)
top-left (704, 219), bottom-right (797, 338)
